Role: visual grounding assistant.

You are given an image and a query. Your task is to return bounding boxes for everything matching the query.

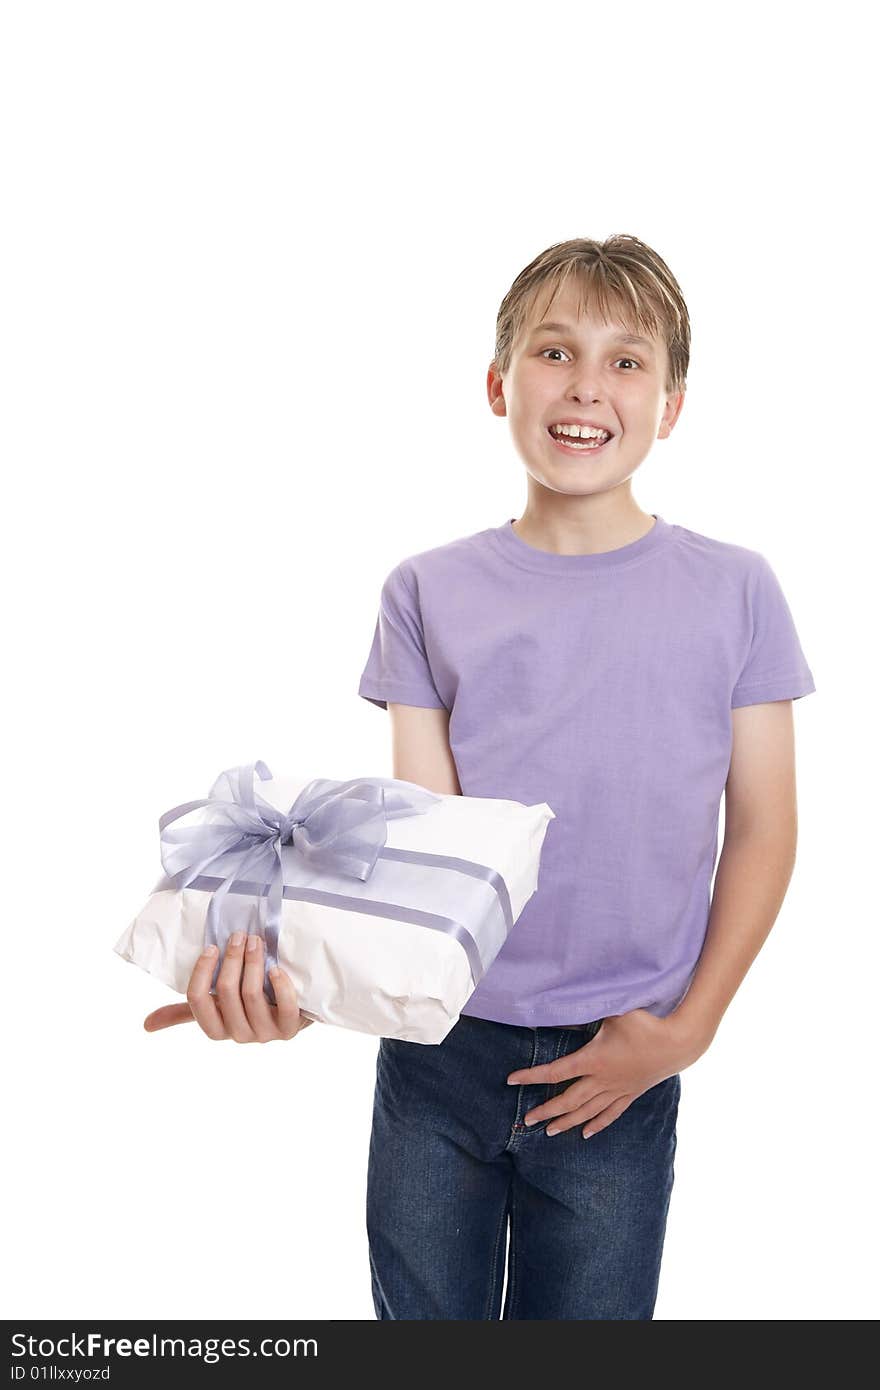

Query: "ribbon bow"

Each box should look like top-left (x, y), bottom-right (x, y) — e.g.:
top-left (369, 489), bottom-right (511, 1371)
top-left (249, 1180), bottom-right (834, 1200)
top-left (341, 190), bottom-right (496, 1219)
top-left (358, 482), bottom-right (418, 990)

top-left (159, 760), bottom-right (442, 1004)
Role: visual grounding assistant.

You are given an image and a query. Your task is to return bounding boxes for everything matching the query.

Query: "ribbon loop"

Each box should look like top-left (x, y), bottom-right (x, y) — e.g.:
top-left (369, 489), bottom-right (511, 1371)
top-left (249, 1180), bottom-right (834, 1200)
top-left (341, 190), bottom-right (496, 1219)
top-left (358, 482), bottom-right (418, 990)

top-left (159, 763), bottom-right (442, 1004)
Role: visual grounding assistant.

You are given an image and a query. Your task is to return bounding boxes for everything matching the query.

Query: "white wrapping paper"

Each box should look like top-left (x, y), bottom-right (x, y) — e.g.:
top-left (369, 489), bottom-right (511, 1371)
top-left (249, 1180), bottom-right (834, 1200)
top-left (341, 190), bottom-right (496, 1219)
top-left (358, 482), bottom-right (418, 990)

top-left (113, 772), bottom-right (555, 1044)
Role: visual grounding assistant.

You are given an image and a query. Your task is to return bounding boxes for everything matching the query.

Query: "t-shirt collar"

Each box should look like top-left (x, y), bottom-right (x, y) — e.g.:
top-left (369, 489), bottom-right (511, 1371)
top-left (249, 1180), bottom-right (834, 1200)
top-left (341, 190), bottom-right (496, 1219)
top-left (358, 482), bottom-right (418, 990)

top-left (488, 514), bottom-right (675, 573)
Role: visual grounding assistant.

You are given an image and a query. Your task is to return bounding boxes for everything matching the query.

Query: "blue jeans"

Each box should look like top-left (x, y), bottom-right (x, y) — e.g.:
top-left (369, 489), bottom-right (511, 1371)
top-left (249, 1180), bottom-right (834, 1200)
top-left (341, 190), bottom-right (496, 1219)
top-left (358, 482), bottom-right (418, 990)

top-left (366, 1013), bottom-right (681, 1320)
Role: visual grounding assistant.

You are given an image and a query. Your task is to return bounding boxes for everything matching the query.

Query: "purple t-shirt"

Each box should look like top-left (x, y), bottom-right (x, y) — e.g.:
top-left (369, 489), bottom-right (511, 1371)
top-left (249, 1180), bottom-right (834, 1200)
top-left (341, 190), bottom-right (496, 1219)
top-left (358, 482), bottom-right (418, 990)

top-left (357, 514), bottom-right (816, 1027)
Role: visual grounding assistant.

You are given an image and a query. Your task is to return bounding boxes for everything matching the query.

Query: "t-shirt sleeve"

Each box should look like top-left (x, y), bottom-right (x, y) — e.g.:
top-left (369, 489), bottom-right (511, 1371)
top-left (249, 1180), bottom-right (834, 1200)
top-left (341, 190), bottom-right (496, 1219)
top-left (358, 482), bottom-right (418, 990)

top-left (730, 553), bottom-right (816, 708)
top-left (357, 561), bottom-right (448, 712)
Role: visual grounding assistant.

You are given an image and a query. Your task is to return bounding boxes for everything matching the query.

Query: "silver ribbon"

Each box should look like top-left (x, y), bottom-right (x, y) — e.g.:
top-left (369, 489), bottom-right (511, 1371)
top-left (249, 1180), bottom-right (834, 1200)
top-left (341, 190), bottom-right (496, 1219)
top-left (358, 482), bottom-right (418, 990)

top-left (157, 761), bottom-right (508, 1005)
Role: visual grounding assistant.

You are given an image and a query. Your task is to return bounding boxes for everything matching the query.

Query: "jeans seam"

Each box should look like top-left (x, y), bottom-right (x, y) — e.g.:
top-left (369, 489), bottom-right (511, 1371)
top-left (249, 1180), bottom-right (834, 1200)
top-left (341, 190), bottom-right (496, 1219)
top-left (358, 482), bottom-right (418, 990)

top-left (505, 1182), bottom-right (519, 1319)
top-left (506, 1030), bottom-right (571, 1318)
top-left (482, 1188), bottom-right (510, 1320)
top-left (368, 1245), bottom-right (388, 1320)
top-left (484, 1030), bottom-right (541, 1317)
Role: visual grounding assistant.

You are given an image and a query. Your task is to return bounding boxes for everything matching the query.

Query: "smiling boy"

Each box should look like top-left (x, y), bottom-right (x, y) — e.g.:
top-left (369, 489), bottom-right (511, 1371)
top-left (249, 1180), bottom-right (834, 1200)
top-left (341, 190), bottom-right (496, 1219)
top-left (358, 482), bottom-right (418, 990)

top-left (145, 236), bottom-right (816, 1319)
top-left (356, 235), bottom-right (816, 1319)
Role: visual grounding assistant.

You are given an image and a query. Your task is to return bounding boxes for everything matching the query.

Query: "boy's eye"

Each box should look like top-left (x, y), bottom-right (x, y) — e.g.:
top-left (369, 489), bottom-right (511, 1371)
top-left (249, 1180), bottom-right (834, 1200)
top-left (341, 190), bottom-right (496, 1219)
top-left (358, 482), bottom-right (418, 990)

top-left (539, 348), bottom-right (641, 370)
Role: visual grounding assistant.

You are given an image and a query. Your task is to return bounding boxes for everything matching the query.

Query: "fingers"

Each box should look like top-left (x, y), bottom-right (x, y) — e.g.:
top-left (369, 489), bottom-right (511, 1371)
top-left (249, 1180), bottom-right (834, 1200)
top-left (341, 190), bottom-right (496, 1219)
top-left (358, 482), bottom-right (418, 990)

top-left (271, 963), bottom-right (310, 1040)
top-left (523, 1081), bottom-right (602, 1129)
top-left (176, 934), bottom-right (311, 1045)
top-left (214, 932), bottom-right (258, 1042)
top-left (507, 1046), bottom-right (594, 1088)
top-left (542, 1089), bottom-right (613, 1134)
top-left (581, 1094), bottom-right (634, 1139)
top-left (546, 1092), bottom-right (636, 1138)
top-left (240, 934), bottom-right (281, 1043)
top-left (143, 1003), bottom-right (195, 1032)
top-left (186, 944), bottom-right (229, 1041)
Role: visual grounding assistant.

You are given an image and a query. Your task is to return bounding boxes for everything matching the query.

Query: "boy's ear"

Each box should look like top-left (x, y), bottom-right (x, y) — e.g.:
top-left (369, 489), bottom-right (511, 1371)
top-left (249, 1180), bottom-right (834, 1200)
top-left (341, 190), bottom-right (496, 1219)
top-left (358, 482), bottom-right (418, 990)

top-left (659, 388), bottom-right (686, 438)
top-left (487, 364), bottom-right (506, 416)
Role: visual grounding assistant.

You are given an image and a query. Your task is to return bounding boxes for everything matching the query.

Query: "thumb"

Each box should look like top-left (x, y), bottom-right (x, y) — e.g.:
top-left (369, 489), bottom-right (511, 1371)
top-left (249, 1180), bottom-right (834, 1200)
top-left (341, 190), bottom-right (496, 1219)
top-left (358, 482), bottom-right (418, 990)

top-left (143, 1003), bottom-right (195, 1032)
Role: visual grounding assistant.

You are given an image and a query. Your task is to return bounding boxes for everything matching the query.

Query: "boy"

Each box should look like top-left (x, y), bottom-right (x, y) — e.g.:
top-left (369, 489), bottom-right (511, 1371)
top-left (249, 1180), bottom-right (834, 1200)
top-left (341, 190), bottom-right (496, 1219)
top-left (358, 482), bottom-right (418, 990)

top-left (146, 235), bottom-right (815, 1321)
top-left (355, 235), bottom-right (816, 1319)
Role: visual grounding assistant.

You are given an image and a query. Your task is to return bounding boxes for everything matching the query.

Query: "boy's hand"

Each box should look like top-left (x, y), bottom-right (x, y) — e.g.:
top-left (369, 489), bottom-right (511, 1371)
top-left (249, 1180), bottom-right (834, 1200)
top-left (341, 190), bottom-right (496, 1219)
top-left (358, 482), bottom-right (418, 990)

top-left (506, 1008), bottom-right (704, 1139)
top-left (143, 932), bottom-right (313, 1043)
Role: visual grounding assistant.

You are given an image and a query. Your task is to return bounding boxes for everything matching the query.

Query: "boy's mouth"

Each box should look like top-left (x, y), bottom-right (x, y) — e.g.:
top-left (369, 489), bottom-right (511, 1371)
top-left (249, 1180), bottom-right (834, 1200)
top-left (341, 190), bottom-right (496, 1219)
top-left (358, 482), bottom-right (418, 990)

top-left (546, 425), bottom-right (614, 456)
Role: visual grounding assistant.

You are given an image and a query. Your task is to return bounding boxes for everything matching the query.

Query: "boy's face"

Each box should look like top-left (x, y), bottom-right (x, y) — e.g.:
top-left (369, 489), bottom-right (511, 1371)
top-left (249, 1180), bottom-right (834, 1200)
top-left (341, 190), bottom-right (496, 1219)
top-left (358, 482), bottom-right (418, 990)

top-left (487, 283), bottom-right (685, 500)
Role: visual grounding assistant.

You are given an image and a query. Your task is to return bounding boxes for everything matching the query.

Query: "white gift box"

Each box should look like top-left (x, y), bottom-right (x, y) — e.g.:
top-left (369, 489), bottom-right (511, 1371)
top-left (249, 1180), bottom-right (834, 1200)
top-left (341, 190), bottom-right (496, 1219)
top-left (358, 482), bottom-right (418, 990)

top-left (113, 765), bottom-right (555, 1044)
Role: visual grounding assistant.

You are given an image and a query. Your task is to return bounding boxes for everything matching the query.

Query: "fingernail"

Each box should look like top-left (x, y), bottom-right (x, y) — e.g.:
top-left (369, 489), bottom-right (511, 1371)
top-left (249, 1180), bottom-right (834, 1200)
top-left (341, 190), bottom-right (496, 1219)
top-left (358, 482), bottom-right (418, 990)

top-left (246, 934), bottom-right (259, 952)
top-left (269, 967), bottom-right (281, 982)
top-left (546, 1127), bottom-right (558, 1136)
top-left (201, 945), bottom-right (218, 958)
top-left (229, 932), bottom-right (244, 948)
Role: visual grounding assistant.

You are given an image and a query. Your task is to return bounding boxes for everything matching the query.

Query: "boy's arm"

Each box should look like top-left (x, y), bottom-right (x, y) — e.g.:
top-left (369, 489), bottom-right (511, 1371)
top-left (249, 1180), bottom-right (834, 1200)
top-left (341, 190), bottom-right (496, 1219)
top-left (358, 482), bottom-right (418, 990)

top-left (670, 699), bottom-right (800, 1052)
top-left (388, 702), bottom-right (463, 796)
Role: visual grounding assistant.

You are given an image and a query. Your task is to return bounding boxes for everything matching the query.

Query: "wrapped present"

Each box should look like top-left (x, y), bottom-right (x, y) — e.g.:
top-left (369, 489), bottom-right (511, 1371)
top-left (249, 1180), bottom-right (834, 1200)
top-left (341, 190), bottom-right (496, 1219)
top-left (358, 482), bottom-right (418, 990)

top-left (113, 760), bottom-right (555, 1044)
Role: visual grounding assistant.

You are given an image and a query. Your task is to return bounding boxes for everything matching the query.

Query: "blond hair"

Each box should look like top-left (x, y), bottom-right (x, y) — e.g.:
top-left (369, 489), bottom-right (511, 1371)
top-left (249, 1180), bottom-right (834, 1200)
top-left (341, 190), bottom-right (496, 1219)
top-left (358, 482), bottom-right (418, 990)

top-left (493, 234), bottom-right (690, 396)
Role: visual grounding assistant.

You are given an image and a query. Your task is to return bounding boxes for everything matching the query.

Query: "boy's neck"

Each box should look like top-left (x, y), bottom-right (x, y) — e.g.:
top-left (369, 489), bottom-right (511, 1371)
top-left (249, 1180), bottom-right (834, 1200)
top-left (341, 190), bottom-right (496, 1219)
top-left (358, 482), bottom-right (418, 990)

top-left (510, 503), bottom-right (658, 558)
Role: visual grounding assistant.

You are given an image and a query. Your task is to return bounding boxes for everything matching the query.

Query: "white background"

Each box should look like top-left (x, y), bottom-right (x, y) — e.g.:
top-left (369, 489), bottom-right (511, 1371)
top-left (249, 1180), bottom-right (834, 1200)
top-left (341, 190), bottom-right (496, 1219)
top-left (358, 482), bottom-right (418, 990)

top-left (3, 0), bottom-right (877, 1322)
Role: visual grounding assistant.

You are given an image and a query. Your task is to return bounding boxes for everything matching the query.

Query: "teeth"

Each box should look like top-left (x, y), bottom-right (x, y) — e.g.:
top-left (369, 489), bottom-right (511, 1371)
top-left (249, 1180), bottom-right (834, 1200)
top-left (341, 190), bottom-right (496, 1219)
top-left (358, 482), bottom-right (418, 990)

top-left (549, 423), bottom-right (611, 440)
